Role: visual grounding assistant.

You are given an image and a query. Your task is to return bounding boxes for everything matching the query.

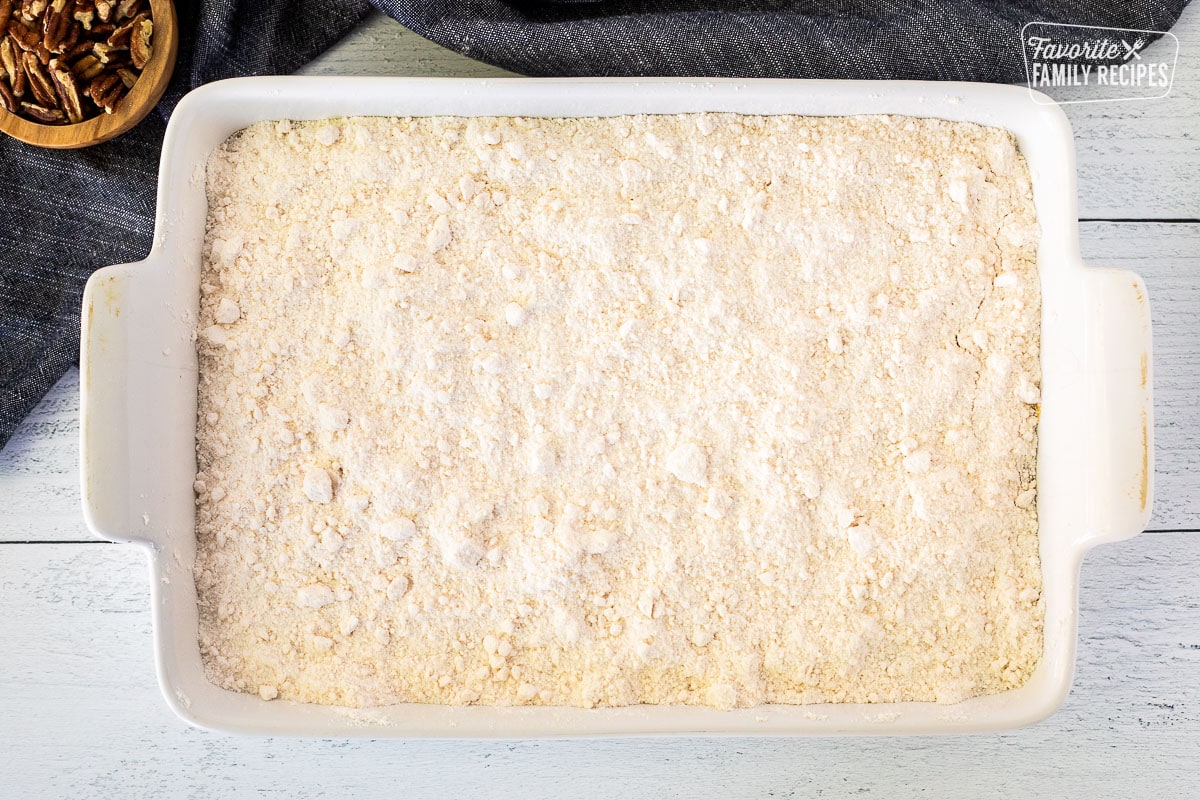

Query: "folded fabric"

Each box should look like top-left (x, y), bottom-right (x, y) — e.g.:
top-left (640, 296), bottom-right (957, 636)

top-left (0, 0), bottom-right (371, 451)
top-left (375, 1), bottom-right (1186, 80)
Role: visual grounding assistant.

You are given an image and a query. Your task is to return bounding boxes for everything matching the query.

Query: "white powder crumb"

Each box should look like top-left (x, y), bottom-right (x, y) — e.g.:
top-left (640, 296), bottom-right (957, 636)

top-left (947, 179), bottom-right (968, 206)
top-left (903, 450), bottom-right (932, 474)
top-left (827, 331), bottom-right (844, 355)
top-left (836, 507), bottom-right (857, 528)
top-left (196, 113), bottom-right (1042, 712)
top-left (331, 218), bottom-right (359, 241)
top-left (317, 405), bottom-right (350, 431)
top-left (315, 125), bottom-right (340, 146)
top-left (528, 442), bottom-right (556, 475)
top-left (703, 487), bottom-right (732, 519)
top-left (1016, 376), bottom-right (1041, 404)
top-left (504, 302), bottom-right (527, 327)
top-left (210, 235), bottom-right (243, 265)
top-left (202, 325), bottom-right (227, 346)
top-left (707, 684), bottom-right (737, 710)
top-left (214, 298), bottom-right (240, 325)
top-left (426, 216), bottom-right (452, 252)
top-left (666, 442), bottom-right (708, 486)
top-left (441, 538), bottom-right (484, 570)
top-left (987, 353), bottom-right (1012, 378)
top-left (479, 353), bottom-right (506, 374)
top-left (296, 584), bottom-right (335, 608)
top-left (459, 176), bottom-right (480, 201)
top-left (360, 267), bottom-right (384, 289)
top-left (302, 467), bottom-right (333, 503)
top-left (344, 494), bottom-right (369, 512)
top-left (380, 517), bottom-right (417, 541)
top-left (847, 524), bottom-right (877, 557)
top-left (386, 576), bottom-right (411, 601)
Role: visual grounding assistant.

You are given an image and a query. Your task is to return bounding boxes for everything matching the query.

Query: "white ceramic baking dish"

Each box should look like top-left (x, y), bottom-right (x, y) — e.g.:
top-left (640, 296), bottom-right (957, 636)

top-left (80, 77), bottom-right (1153, 737)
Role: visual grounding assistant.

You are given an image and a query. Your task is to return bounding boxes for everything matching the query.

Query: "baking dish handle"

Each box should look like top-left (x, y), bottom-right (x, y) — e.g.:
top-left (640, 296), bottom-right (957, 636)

top-left (80, 262), bottom-right (145, 545)
top-left (1081, 267), bottom-right (1154, 547)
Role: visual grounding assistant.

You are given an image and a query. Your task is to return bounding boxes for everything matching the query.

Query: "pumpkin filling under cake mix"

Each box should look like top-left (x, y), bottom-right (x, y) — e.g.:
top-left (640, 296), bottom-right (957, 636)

top-left (193, 113), bottom-right (1043, 709)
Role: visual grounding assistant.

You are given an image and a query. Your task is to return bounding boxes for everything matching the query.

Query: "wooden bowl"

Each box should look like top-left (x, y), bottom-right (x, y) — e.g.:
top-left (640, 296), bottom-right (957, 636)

top-left (0, 0), bottom-right (178, 149)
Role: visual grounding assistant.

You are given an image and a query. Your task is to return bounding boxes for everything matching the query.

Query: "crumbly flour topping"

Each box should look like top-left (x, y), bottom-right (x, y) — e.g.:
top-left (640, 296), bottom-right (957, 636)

top-left (195, 114), bottom-right (1042, 709)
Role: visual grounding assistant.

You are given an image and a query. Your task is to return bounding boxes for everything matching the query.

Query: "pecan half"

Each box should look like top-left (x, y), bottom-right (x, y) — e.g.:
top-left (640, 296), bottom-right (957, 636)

top-left (84, 67), bottom-right (114, 94)
top-left (100, 76), bottom-right (122, 107)
top-left (73, 1), bottom-right (94, 31)
top-left (128, 14), bottom-right (147, 68)
top-left (6, 17), bottom-right (38, 50)
top-left (10, 16), bottom-right (50, 64)
top-left (57, 16), bottom-right (78, 52)
top-left (40, 0), bottom-right (67, 53)
top-left (0, 76), bottom-right (15, 111)
top-left (47, 55), bottom-right (79, 121)
top-left (113, 0), bottom-right (138, 22)
top-left (106, 8), bottom-right (139, 47)
top-left (115, 65), bottom-right (133, 87)
top-left (0, 0), bottom-right (11, 32)
top-left (22, 0), bottom-right (47, 20)
top-left (0, 34), bottom-right (17, 84)
top-left (91, 38), bottom-right (120, 62)
top-left (70, 51), bottom-right (100, 79)
top-left (21, 49), bottom-right (53, 105)
top-left (19, 99), bottom-right (61, 121)
top-left (85, 67), bottom-right (119, 111)
top-left (4, 38), bottom-right (26, 97)
top-left (63, 37), bottom-right (89, 59)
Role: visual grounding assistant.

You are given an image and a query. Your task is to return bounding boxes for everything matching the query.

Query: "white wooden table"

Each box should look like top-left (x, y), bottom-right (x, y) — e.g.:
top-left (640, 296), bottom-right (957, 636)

top-left (3, 11), bottom-right (1198, 797)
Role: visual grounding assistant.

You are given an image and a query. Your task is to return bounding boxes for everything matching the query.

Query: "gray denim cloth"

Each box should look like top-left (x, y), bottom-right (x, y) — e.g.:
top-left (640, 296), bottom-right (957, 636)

top-left (373, 1), bottom-right (1187, 79)
top-left (0, 0), bottom-right (371, 450)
